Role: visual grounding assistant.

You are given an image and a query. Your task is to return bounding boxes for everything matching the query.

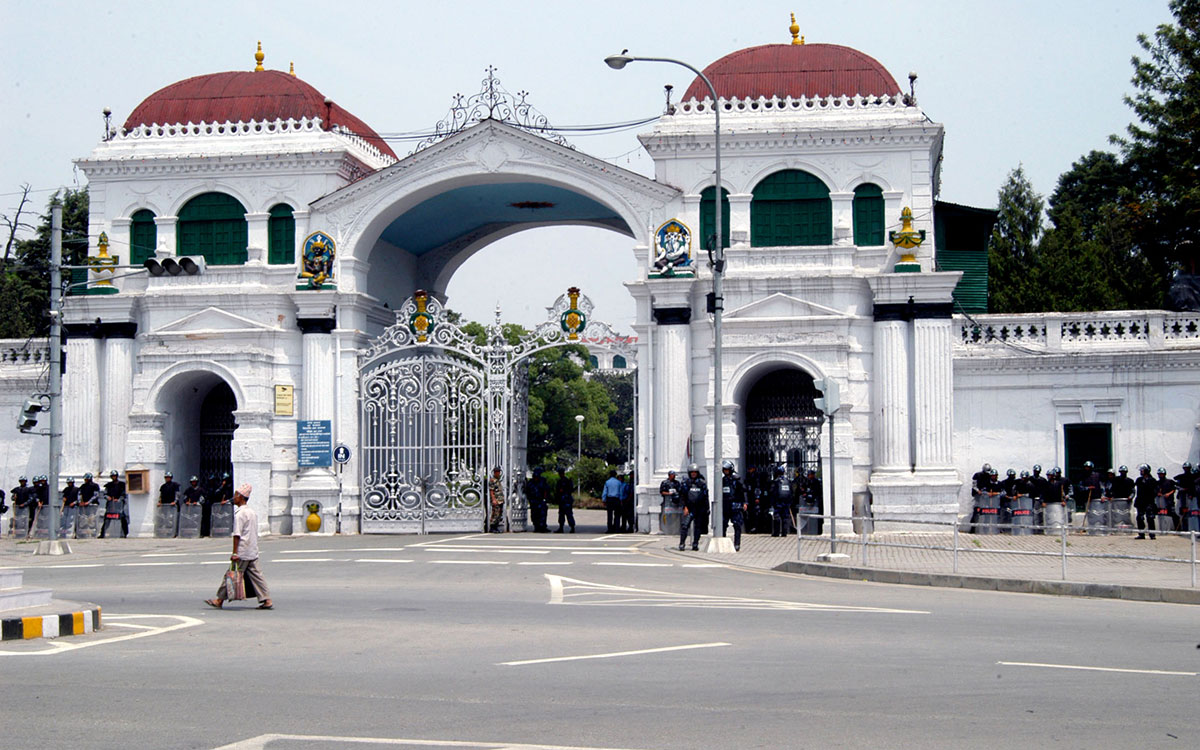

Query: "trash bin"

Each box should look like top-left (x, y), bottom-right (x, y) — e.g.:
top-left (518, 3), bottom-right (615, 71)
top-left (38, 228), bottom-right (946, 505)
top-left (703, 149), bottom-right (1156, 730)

top-left (1086, 499), bottom-right (1110, 535)
top-left (853, 491), bottom-right (873, 535)
top-left (1010, 495), bottom-right (1035, 536)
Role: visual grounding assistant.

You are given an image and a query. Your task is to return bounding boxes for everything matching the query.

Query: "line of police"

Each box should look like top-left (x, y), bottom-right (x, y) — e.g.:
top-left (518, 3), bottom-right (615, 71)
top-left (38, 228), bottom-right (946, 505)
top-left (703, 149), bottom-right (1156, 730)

top-left (970, 462), bottom-right (1200, 536)
top-left (154, 471), bottom-right (235, 537)
top-left (658, 461), bottom-right (823, 551)
top-left (2, 470), bottom-right (236, 538)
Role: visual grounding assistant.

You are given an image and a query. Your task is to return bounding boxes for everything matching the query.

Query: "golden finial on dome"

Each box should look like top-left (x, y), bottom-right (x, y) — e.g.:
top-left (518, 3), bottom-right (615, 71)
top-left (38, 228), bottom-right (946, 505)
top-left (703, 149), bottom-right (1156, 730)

top-left (790, 12), bottom-right (804, 45)
top-left (254, 41), bottom-right (265, 71)
top-left (289, 62), bottom-right (296, 76)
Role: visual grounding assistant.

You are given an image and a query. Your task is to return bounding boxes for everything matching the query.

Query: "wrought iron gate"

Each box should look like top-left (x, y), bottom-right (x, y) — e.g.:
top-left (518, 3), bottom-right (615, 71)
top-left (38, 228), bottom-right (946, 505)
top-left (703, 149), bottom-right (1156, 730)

top-left (359, 288), bottom-right (631, 534)
top-left (744, 369), bottom-right (824, 479)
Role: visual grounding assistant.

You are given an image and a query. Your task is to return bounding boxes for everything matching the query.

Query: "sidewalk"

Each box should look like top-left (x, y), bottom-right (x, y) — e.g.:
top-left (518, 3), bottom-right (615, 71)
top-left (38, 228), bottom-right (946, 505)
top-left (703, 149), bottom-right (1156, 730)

top-left (651, 529), bottom-right (1200, 605)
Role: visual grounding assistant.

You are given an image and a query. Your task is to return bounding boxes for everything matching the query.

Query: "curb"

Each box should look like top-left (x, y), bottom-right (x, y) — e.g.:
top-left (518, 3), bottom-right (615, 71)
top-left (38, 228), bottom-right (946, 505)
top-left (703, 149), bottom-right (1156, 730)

top-left (775, 561), bottom-right (1200, 605)
top-left (1, 605), bottom-right (102, 641)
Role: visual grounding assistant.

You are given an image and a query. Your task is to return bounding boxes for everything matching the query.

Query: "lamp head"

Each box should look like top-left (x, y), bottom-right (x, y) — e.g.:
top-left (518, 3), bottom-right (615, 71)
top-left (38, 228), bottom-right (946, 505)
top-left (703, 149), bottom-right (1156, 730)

top-left (604, 51), bottom-right (632, 70)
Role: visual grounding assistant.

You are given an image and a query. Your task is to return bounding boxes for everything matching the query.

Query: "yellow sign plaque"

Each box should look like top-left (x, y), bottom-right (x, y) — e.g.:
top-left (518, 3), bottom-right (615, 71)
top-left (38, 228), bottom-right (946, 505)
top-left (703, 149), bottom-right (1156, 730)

top-left (274, 385), bottom-right (295, 416)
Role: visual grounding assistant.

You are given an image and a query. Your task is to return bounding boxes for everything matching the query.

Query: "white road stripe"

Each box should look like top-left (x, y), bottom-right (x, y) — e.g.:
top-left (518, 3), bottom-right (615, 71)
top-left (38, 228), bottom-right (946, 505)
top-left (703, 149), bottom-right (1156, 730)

top-left (570, 551), bottom-right (634, 556)
top-left (593, 562), bottom-right (673, 567)
top-left (42, 563), bottom-right (105, 568)
top-left (273, 558), bottom-right (335, 563)
top-left (997, 661), bottom-right (1198, 677)
top-left (416, 548), bottom-right (550, 555)
top-left (354, 559), bottom-right (413, 563)
top-left (214, 733), bottom-right (652, 750)
top-left (279, 548), bottom-right (337, 554)
top-left (430, 560), bottom-right (509, 565)
top-left (0, 615), bottom-right (203, 657)
top-left (682, 563), bottom-right (725, 568)
top-left (141, 552), bottom-right (227, 558)
top-left (517, 561), bottom-right (574, 566)
top-left (500, 641), bottom-right (731, 666)
top-left (119, 561), bottom-right (196, 567)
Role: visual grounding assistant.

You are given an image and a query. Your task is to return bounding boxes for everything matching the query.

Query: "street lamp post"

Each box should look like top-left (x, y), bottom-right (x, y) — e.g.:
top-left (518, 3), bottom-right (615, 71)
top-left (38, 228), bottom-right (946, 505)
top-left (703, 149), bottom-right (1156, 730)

top-left (625, 426), bottom-right (633, 472)
top-left (605, 52), bottom-right (730, 552)
top-left (575, 414), bottom-right (585, 501)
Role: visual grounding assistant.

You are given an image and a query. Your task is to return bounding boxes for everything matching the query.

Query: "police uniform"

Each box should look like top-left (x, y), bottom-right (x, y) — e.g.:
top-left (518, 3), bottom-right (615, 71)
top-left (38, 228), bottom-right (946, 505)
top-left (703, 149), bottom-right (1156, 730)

top-left (554, 475), bottom-right (575, 533)
top-left (1133, 467), bottom-right (1158, 539)
top-left (678, 467), bottom-right (708, 550)
top-left (79, 476), bottom-right (100, 506)
top-left (524, 469), bottom-right (550, 533)
top-left (719, 465), bottom-right (746, 551)
top-left (769, 468), bottom-right (795, 537)
top-left (100, 473), bottom-right (128, 538)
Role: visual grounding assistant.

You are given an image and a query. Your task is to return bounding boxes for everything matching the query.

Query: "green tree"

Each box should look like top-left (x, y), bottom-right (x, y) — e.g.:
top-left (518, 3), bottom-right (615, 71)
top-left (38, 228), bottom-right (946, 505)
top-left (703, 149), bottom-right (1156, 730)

top-left (591, 370), bottom-right (634, 465)
top-left (987, 166), bottom-right (1044, 313)
top-left (0, 187), bottom-right (89, 338)
top-left (1114, 0), bottom-right (1200, 276)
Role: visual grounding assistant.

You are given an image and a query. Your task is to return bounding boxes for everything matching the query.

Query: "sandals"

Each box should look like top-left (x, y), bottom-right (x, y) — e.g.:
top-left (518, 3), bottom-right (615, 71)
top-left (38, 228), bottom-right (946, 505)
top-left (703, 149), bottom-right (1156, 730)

top-left (257, 602), bottom-right (274, 610)
top-left (204, 599), bottom-right (223, 609)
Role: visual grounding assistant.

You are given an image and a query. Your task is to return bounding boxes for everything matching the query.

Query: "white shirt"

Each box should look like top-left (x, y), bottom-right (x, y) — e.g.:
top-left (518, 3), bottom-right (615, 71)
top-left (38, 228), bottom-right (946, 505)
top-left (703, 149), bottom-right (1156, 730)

top-left (234, 504), bottom-right (259, 561)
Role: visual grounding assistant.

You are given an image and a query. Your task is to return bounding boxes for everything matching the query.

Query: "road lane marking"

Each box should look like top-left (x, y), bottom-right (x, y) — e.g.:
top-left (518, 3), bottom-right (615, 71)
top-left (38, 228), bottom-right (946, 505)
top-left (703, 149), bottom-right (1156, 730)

top-left (570, 550), bottom-right (635, 556)
top-left (42, 563), bottom-right (105, 568)
top-left (279, 548), bottom-right (337, 554)
top-left (415, 547), bottom-right (550, 555)
top-left (997, 661), bottom-right (1198, 677)
top-left (354, 559), bottom-right (414, 563)
top-left (430, 560), bottom-right (509, 565)
top-left (141, 552), bottom-right (228, 558)
top-left (517, 561), bottom-right (574, 566)
top-left (119, 561), bottom-right (197, 567)
top-left (500, 641), bottom-right (731, 666)
top-left (593, 562), bottom-right (673, 567)
top-left (545, 574), bottom-right (930, 613)
top-left (682, 563), bottom-right (725, 568)
top-left (214, 733), bottom-right (652, 749)
top-left (273, 558), bottom-right (335, 563)
top-left (0, 614), bottom-right (202, 657)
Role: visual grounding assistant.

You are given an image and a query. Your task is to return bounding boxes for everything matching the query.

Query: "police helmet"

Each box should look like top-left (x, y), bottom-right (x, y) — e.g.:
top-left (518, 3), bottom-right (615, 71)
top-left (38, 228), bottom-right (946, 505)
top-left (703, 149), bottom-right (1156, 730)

top-left (17, 475), bottom-right (26, 482)
top-left (773, 466), bottom-right (785, 476)
top-left (1007, 468), bottom-right (1016, 477)
top-left (989, 468), bottom-right (999, 477)
top-left (190, 475), bottom-right (199, 482)
top-left (65, 476), bottom-right (74, 483)
top-left (165, 471), bottom-right (173, 478)
top-left (1119, 465), bottom-right (1128, 474)
top-left (110, 470), bottom-right (118, 477)
top-left (1157, 467), bottom-right (1167, 476)
top-left (1138, 464), bottom-right (1150, 473)
top-left (1084, 460), bottom-right (1094, 469)
top-left (982, 463), bottom-right (992, 472)
top-left (688, 463), bottom-right (699, 473)
top-left (84, 472), bottom-right (93, 480)
top-left (1185, 462), bottom-right (1194, 471)
top-left (221, 472), bottom-right (231, 479)
top-left (667, 469), bottom-right (676, 476)
top-left (1032, 464), bottom-right (1042, 473)
top-left (722, 459), bottom-right (734, 471)
top-left (1051, 467), bottom-right (1062, 476)
top-left (1020, 470), bottom-right (1030, 479)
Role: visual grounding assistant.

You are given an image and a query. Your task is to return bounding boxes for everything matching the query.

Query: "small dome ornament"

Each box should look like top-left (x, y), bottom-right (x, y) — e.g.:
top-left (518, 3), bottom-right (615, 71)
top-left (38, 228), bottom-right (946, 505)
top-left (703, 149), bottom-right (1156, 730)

top-left (789, 13), bottom-right (804, 45)
top-left (289, 61), bottom-right (296, 76)
top-left (254, 41), bottom-right (265, 72)
top-left (889, 206), bottom-right (926, 273)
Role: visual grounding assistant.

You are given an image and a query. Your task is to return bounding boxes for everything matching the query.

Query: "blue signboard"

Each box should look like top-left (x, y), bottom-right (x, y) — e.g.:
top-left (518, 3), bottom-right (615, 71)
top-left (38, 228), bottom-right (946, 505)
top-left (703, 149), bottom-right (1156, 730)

top-left (298, 420), bottom-right (332, 467)
top-left (334, 444), bottom-right (351, 464)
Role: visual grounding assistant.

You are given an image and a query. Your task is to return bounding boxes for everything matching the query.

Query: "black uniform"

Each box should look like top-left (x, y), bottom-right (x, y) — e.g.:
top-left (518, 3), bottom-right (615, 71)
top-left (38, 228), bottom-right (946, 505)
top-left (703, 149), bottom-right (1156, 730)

top-left (524, 472), bottom-right (549, 533)
top-left (1077, 470), bottom-right (1103, 513)
top-left (1156, 477), bottom-right (1181, 531)
top-left (159, 479), bottom-right (180, 506)
top-left (720, 469), bottom-right (746, 551)
top-left (678, 472), bottom-right (708, 550)
top-left (1174, 469), bottom-right (1196, 517)
top-left (100, 477), bottom-right (127, 538)
top-left (742, 468), bottom-right (766, 533)
top-left (11, 482), bottom-right (33, 533)
top-left (79, 478), bottom-right (100, 506)
top-left (769, 472), bottom-right (795, 537)
top-left (62, 483), bottom-right (79, 507)
top-left (801, 472), bottom-right (824, 534)
top-left (1029, 471), bottom-right (1049, 528)
top-left (183, 483), bottom-right (204, 505)
top-left (554, 476), bottom-right (575, 533)
top-left (1133, 472), bottom-right (1158, 539)
top-left (659, 476), bottom-right (681, 508)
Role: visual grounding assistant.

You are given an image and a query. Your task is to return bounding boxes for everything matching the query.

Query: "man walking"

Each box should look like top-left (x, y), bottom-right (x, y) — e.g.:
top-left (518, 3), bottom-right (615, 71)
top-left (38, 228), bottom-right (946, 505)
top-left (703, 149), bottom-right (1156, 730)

top-left (719, 460), bottom-right (746, 551)
top-left (205, 484), bottom-right (273, 610)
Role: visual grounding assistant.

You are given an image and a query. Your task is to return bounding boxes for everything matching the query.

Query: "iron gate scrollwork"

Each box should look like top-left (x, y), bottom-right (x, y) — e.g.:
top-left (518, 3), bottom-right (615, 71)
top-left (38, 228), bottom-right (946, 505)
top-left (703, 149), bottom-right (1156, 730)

top-left (744, 369), bottom-right (824, 480)
top-left (359, 288), bottom-right (632, 534)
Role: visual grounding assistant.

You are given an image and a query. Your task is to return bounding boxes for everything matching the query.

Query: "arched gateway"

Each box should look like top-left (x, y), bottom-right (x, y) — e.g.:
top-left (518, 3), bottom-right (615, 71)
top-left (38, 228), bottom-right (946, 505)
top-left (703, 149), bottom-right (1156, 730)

top-left (359, 288), bottom-right (632, 533)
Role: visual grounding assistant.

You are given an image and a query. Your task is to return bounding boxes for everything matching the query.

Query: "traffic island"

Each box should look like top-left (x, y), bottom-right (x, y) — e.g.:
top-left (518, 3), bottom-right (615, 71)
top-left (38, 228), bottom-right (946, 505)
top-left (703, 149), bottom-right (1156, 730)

top-left (0, 569), bottom-right (102, 640)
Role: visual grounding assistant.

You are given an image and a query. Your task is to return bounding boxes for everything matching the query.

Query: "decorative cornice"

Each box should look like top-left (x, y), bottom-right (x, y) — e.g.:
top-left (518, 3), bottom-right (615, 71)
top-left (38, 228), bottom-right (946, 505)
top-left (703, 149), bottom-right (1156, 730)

top-left (675, 93), bottom-right (911, 115)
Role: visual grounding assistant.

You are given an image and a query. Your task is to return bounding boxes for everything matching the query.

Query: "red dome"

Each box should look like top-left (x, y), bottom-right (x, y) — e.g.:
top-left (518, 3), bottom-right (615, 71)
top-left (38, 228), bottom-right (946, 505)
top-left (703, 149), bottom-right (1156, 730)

top-left (123, 70), bottom-right (396, 158)
top-left (683, 43), bottom-right (901, 102)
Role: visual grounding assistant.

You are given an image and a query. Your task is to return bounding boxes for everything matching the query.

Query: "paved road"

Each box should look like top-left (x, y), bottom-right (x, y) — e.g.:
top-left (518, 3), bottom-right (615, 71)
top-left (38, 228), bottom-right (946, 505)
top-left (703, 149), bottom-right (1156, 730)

top-left (3, 529), bottom-right (1198, 749)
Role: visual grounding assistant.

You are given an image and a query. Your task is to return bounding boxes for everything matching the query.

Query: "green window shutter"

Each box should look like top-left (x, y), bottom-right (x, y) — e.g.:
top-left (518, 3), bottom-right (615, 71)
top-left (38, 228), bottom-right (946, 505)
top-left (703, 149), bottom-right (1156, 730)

top-left (268, 204), bottom-right (296, 265)
top-left (751, 170), bottom-right (832, 246)
top-left (130, 209), bottom-right (157, 266)
top-left (853, 184), bottom-right (885, 246)
top-left (698, 187), bottom-right (730, 250)
top-left (177, 192), bottom-right (248, 265)
top-left (588, 355), bottom-right (599, 369)
top-left (612, 355), bottom-right (627, 369)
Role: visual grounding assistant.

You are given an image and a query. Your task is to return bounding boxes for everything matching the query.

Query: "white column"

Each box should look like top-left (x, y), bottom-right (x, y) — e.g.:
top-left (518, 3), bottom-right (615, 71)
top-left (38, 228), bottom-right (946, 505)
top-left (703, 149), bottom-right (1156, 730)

top-left (289, 309), bottom-right (339, 533)
top-left (830, 191), bottom-right (855, 246)
top-left (728, 193), bottom-right (752, 247)
top-left (653, 324), bottom-right (691, 474)
top-left (100, 337), bottom-right (134, 474)
top-left (154, 216), bottom-right (177, 255)
top-left (913, 318), bottom-right (954, 468)
top-left (872, 319), bottom-right (910, 471)
top-left (303, 330), bottom-right (336, 422)
top-left (245, 212), bottom-right (270, 265)
top-left (230, 410), bottom-right (275, 534)
top-left (63, 337), bottom-right (101, 477)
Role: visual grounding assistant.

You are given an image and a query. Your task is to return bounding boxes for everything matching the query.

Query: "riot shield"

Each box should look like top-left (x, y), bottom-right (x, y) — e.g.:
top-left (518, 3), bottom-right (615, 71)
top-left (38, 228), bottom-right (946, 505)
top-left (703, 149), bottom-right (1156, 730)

top-left (12, 506), bottom-right (30, 538)
top-left (75, 505), bottom-right (100, 538)
top-left (155, 505), bottom-right (179, 538)
top-left (1184, 497), bottom-right (1200, 533)
top-left (101, 499), bottom-right (125, 538)
top-left (1110, 499), bottom-right (1133, 531)
top-left (178, 504), bottom-right (202, 538)
top-left (209, 503), bottom-right (234, 537)
top-left (30, 506), bottom-right (51, 539)
top-left (1043, 503), bottom-right (1066, 532)
top-left (1010, 496), bottom-right (1035, 536)
top-left (1155, 497), bottom-right (1176, 533)
top-left (58, 506), bottom-right (78, 539)
top-left (1086, 499), bottom-right (1110, 535)
top-left (973, 493), bottom-right (1001, 535)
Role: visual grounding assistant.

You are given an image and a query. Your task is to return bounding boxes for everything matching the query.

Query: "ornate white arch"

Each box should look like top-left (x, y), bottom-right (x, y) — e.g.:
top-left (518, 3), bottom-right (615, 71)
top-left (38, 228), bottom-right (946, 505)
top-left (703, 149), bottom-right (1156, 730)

top-left (744, 162), bottom-right (838, 195)
top-left (726, 349), bottom-right (828, 407)
top-left (168, 183), bottom-right (254, 218)
top-left (145, 360), bottom-right (247, 414)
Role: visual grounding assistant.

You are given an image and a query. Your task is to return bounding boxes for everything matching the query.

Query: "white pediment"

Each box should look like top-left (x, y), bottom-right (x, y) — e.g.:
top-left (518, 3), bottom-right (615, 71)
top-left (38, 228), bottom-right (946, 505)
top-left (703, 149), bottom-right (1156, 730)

top-left (725, 293), bottom-right (845, 320)
top-left (154, 307), bottom-right (279, 335)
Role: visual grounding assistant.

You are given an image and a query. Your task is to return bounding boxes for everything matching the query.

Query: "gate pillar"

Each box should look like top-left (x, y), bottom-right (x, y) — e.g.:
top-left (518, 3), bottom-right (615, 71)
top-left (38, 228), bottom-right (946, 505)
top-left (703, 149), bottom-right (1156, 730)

top-left (289, 310), bottom-right (340, 534)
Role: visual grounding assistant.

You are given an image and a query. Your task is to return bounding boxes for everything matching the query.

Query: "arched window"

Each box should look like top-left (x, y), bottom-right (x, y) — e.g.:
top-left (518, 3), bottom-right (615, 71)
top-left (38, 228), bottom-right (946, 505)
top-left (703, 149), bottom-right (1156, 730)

top-left (612, 354), bottom-right (627, 369)
top-left (130, 209), bottom-right (157, 266)
top-left (853, 183), bottom-right (885, 246)
top-left (177, 192), bottom-right (248, 265)
top-left (750, 170), bottom-right (832, 247)
top-left (588, 355), bottom-right (599, 369)
top-left (268, 204), bottom-right (296, 265)
top-left (699, 186), bottom-right (730, 251)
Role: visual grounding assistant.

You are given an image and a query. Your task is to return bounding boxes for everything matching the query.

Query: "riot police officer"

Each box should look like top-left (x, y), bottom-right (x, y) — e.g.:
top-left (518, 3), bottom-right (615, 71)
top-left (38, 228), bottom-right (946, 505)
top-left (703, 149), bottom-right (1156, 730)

top-left (719, 460), bottom-right (746, 551)
top-left (183, 475), bottom-right (205, 506)
top-left (801, 469), bottom-right (824, 534)
top-left (1156, 468), bottom-right (1181, 532)
top-left (524, 467), bottom-right (550, 533)
top-left (1077, 461), bottom-right (1102, 513)
top-left (11, 476), bottom-right (33, 534)
top-left (678, 463), bottom-right (708, 551)
top-left (79, 472), bottom-right (100, 507)
top-left (659, 469), bottom-right (681, 507)
top-left (1133, 464), bottom-right (1158, 539)
top-left (554, 470), bottom-right (576, 533)
top-left (1029, 464), bottom-right (1048, 530)
top-left (1174, 462), bottom-right (1196, 520)
top-left (100, 470), bottom-right (128, 538)
top-left (769, 466), bottom-right (795, 537)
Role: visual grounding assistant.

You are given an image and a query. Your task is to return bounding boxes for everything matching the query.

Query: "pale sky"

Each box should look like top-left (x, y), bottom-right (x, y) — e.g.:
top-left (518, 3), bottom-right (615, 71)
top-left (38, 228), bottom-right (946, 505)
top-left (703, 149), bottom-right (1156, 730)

top-left (0, 1), bottom-right (1173, 332)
